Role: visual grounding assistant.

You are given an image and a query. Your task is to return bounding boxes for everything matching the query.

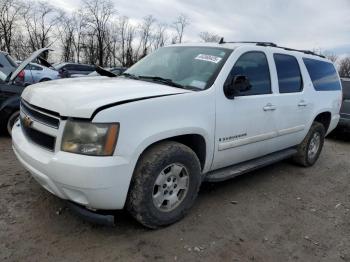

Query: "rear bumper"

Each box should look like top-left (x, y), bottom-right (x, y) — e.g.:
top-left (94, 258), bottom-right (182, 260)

top-left (12, 122), bottom-right (134, 210)
top-left (327, 114), bottom-right (341, 134)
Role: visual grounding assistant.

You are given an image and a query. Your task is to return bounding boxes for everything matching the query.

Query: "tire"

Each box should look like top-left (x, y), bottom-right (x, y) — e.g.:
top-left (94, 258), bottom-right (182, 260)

top-left (126, 141), bottom-right (202, 229)
top-left (39, 78), bottom-right (51, 82)
top-left (293, 122), bottom-right (325, 167)
top-left (6, 110), bottom-right (20, 137)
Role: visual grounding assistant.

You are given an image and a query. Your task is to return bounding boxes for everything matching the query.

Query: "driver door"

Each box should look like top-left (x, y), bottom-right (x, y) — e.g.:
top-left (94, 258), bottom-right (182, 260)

top-left (213, 49), bottom-right (280, 170)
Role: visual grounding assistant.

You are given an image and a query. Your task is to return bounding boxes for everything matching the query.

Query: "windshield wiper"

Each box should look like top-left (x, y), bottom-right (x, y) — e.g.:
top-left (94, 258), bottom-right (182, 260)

top-left (121, 73), bottom-right (140, 80)
top-left (138, 75), bottom-right (185, 89)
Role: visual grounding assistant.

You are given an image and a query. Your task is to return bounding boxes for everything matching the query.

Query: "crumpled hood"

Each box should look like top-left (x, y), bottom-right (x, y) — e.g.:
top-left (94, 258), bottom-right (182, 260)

top-left (22, 76), bottom-right (190, 118)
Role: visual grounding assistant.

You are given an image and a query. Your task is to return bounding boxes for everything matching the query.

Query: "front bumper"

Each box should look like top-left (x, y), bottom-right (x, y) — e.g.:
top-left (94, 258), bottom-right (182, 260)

top-left (12, 122), bottom-right (134, 210)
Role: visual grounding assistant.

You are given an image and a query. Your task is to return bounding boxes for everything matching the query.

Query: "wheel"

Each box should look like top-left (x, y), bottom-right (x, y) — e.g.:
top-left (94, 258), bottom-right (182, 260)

top-left (126, 141), bottom-right (202, 228)
top-left (7, 110), bottom-right (20, 136)
top-left (293, 122), bottom-right (325, 167)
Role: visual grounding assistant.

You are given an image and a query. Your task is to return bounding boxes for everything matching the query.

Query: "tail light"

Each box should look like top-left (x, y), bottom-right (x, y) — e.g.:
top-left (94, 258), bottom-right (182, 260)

top-left (17, 70), bottom-right (25, 81)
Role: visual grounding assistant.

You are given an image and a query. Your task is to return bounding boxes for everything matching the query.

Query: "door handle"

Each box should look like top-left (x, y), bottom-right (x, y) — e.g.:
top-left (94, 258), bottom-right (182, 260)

top-left (298, 100), bottom-right (308, 107)
top-left (263, 103), bottom-right (277, 111)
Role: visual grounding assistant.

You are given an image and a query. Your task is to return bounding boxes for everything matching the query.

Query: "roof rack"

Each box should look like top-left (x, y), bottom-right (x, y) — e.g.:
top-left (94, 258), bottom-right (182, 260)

top-left (218, 38), bottom-right (277, 47)
top-left (218, 38), bottom-right (326, 58)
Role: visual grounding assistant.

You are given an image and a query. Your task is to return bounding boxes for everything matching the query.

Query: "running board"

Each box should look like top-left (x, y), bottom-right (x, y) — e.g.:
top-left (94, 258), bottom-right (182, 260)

top-left (204, 148), bottom-right (297, 182)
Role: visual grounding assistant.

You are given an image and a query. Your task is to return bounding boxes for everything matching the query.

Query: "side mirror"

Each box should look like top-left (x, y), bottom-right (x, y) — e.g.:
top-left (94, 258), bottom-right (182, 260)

top-left (224, 75), bottom-right (252, 99)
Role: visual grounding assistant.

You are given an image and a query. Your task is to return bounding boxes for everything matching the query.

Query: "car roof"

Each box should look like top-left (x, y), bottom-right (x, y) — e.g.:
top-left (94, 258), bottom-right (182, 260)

top-left (170, 42), bottom-right (331, 62)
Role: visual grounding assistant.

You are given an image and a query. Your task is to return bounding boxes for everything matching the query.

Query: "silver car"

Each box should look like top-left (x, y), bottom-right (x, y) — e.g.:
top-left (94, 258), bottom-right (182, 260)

top-left (22, 63), bottom-right (60, 85)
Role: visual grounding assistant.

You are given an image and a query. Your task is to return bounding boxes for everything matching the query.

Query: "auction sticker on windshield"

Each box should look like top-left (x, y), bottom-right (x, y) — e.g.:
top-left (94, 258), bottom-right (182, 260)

top-left (195, 54), bottom-right (222, 63)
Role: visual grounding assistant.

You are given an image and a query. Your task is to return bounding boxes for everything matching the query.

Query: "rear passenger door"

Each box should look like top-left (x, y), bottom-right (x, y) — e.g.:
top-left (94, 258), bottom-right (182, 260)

top-left (272, 53), bottom-right (311, 148)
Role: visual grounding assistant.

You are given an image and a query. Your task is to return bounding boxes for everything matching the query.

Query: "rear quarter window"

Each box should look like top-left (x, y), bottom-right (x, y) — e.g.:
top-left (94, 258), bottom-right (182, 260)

top-left (303, 58), bottom-right (341, 91)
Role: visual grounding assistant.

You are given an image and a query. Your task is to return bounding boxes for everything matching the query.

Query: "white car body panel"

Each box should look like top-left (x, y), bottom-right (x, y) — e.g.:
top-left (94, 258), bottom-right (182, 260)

top-left (12, 43), bottom-right (342, 210)
top-left (22, 76), bottom-right (192, 118)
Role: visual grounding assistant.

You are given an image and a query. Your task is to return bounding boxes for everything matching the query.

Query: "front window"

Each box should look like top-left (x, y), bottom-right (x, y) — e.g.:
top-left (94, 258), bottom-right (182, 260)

top-left (125, 46), bottom-right (232, 90)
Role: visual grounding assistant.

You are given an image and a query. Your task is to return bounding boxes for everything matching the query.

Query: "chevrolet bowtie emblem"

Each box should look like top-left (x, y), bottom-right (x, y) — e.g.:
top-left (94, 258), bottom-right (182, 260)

top-left (23, 115), bottom-right (33, 128)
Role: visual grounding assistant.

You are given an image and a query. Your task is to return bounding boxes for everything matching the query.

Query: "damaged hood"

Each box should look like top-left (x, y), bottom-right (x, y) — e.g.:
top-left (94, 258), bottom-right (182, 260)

top-left (21, 76), bottom-right (191, 118)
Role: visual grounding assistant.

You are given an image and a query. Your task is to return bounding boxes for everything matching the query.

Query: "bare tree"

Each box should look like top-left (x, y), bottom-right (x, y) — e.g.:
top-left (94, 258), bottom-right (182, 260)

top-left (57, 12), bottom-right (76, 62)
top-left (152, 22), bottom-right (168, 50)
top-left (22, 1), bottom-right (61, 58)
top-left (81, 0), bottom-right (116, 66)
top-left (339, 57), bottom-right (350, 78)
top-left (0, 0), bottom-right (22, 54)
top-left (325, 53), bottom-right (338, 63)
top-left (172, 13), bottom-right (190, 43)
top-left (199, 31), bottom-right (221, 43)
top-left (138, 15), bottom-right (156, 58)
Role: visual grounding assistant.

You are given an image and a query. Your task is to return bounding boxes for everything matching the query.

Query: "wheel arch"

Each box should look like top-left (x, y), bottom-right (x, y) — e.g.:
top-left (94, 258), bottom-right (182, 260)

top-left (313, 111), bottom-right (331, 133)
top-left (134, 133), bottom-right (209, 173)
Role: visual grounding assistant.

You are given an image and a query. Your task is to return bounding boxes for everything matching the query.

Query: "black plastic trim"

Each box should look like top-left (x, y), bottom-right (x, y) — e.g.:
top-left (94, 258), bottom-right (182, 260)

top-left (66, 202), bottom-right (115, 227)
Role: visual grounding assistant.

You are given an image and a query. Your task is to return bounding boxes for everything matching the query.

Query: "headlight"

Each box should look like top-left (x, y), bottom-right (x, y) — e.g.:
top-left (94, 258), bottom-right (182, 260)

top-left (61, 121), bottom-right (119, 156)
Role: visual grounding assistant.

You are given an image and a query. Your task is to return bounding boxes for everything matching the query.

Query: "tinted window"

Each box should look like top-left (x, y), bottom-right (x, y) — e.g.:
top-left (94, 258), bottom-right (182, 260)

top-left (65, 64), bottom-right (76, 70)
top-left (274, 54), bottom-right (302, 93)
top-left (303, 58), bottom-right (341, 91)
top-left (342, 80), bottom-right (350, 99)
top-left (229, 51), bottom-right (271, 96)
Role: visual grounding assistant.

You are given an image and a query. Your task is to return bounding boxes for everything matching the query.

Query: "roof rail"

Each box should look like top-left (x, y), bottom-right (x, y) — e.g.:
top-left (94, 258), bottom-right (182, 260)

top-left (218, 38), bottom-right (277, 47)
top-left (218, 38), bottom-right (326, 58)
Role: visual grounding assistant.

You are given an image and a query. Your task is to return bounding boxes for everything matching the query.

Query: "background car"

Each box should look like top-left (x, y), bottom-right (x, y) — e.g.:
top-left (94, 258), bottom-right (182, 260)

top-left (338, 78), bottom-right (350, 131)
top-left (0, 48), bottom-right (52, 136)
top-left (0, 71), bottom-right (23, 135)
top-left (54, 63), bottom-right (95, 78)
top-left (0, 51), bottom-right (18, 77)
top-left (71, 66), bottom-right (127, 78)
top-left (22, 62), bottom-right (60, 85)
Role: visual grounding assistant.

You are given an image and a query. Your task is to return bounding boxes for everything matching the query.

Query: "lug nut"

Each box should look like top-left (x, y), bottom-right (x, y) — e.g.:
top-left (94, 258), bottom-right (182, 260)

top-left (174, 184), bottom-right (177, 188)
top-left (164, 190), bottom-right (168, 195)
top-left (167, 177), bottom-right (171, 182)
top-left (170, 191), bottom-right (173, 195)
top-left (163, 184), bottom-right (166, 188)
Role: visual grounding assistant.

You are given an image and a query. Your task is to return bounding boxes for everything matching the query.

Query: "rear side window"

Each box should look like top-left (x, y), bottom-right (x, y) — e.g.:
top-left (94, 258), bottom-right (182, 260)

top-left (303, 58), bottom-right (341, 91)
top-left (77, 65), bottom-right (94, 71)
top-left (274, 54), bottom-right (303, 93)
top-left (229, 51), bottom-right (271, 96)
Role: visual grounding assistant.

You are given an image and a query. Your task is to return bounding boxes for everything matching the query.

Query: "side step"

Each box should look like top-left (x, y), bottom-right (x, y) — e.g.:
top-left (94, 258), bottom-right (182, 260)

top-left (204, 148), bottom-right (297, 182)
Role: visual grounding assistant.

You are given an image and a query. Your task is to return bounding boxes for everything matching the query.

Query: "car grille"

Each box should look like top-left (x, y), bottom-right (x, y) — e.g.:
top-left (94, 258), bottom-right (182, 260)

top-left (20, 100), bottom-right (60, 151)
top-left (21, 100), bottom-right (60, 129)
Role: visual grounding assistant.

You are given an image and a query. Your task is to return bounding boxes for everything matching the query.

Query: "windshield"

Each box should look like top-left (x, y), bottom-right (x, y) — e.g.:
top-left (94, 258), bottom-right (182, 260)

top-left (125, 46), bottom-right (232, 90)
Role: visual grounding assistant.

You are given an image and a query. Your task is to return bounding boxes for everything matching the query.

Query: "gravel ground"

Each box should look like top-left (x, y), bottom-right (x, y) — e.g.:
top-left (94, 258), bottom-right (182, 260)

top-left (0, 133), bottom-right (349, 262)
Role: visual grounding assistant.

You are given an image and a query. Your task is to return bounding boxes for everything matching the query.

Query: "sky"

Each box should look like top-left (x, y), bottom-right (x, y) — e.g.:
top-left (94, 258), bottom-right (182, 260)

top-left (51, 0), bottom-right (350, 57)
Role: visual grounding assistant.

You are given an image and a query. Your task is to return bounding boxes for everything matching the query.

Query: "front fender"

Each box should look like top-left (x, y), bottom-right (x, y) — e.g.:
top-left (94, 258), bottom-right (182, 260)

top-left (133, 127), bottom-right (212, 172)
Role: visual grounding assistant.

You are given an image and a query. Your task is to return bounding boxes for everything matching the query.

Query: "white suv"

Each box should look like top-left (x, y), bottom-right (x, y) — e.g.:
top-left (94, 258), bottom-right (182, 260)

top-left (12, 42), bottom-right (342, 228)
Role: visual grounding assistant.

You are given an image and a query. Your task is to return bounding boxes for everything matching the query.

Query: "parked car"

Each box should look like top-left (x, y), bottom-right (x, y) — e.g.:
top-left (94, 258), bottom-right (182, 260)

top-left (0, 48), bottom-right (53, 136)
top-left (338, 78), bottom-right (350, 131)
top-left (20, 62), bottom-right (60, 85)
top-left (0, 51), bottom-right (18, 77)
top-left (12, 42), bottom-right (342, 228)
top-left (0, 71), bottom-right (23, 135)
top-left (54, 63), bottom-right (95, 77)
top-left (71, 67), bottom-right (127, 78)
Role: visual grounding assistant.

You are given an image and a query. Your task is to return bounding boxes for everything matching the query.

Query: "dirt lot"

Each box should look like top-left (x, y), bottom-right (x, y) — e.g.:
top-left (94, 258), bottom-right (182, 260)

top-left (0, 133), bottom-right (349, 262)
